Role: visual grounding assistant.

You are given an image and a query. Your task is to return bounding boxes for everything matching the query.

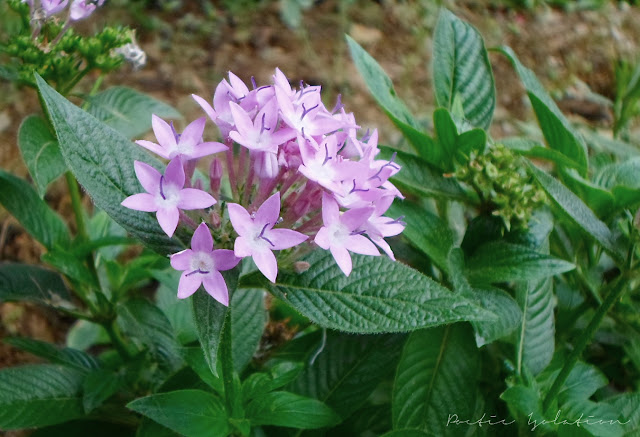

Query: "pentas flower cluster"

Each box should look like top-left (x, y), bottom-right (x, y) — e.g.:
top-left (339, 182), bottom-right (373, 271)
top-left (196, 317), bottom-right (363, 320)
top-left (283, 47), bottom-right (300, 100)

top-left (123, 69), bottom-right (405, 306)
top-left (23, 0), bottom-right (103, 21)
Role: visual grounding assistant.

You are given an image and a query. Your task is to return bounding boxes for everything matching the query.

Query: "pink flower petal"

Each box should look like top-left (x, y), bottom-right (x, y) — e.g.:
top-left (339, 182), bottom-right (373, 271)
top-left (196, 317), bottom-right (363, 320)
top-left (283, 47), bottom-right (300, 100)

top-left (314, 226), bottom-right (330, 249)
top-left (170, 249), bottom-right (193, 270)
top-left (341, 207), bottom-right (374, 232)
top-left (189, 142), bottom-right (228, 159)
top-left (121, 193), bottom-right (157, 212)
top-left (227, 203), bottom-right (253, 236)
top-left (234, 236), bottom-right (252, 258)
top-left (135, 140), bottom-right (169, 159)
top-left (321, 192), bottom-right (340, 225)
top-left (152, 114), bottom-right (178, 149)
top-left (203, 271), bottom-right (229, 306)
top-left (180, 117), bottom-right (206, 147)
top-left (157, 207), bottom-right (180, 237)
top-left (229, 102), bottom-right (254, 138)
top-left (212, 249), bottom-right (240, 271)
top-left (192, 94), bottom-right (217, 122)
top-left (268, 228), bottom-right (307, 250)
top-left (191, 223), bottom-right (213, 252)
top-left (370, 235), bottom-right (395, 260)
top-left (346, 234), bottom-right (379, 256)
top-left (255, 192), bottom-right (281, 228)
top-left (252, 247), bottom-right (278, 283)
top-left (178, 188), bottom-right (216, 210)
top-left (164, 157), bottom-right (185, 188)
top-left (177, 271), bottom-right (202, 299)
top-left (133, 161), bottom-right (161, 194)
top-left (330, 245), bottom-right (352, 276)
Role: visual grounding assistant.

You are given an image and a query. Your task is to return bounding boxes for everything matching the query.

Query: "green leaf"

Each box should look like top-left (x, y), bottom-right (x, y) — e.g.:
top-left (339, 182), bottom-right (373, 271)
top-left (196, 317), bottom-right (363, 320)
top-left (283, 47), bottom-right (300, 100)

top-left (86, 86), bottom-right (181, 139)
top-left (0, 263), bottom-right (72, 306)
top-left (433, 9), bottom-right (495, 130)
top-left (388, 200), bottom-right (454, 274)
top-left (231, 288), bottom-right (266, 372)
top-left (153, 270), bottom-right (198, 345)
top-left (289, 333), bottom-right (404, 420)
top-left (0, 169), bottom-right (69, 250)
top-left (501, 385), bottom-right (551, 432)
top-left (379, 146), bottom-right (470, 202)
top-left (35, 74), bottom-right (184, 255)
top-left (181, 347), bottom-right (223, 393)
top-left (595, 158), bottom-right (640, 209)
top-left (18, 115), bottom-right (67, 197)
top-left (4, 337), bottom-right (99, 372)
top-left (557, 361), bottom-right (607, 405)
top-left (136, 418), bottom-right (180, 437)
top-left (30, 421), bottom-right (136, 437)
top-left (528, 162), bottom-right (623, 264)
top-left (66, 320), bottom-right (109, 351)
top-left (559, 399), bottom-right (624, 437)
top-left (603, 392), bottom-right (640, 435)
top-left (392, 324), bottom-right (479, 435)
top-left (465, 241), bottom-right (575, 284)
top-left (245, 391), bottom-right (340, 429)
top-left (0, 364), bottom-right (86, 430)
top-left (381, 431), bottom-right (434, 437)
top-left (502, 136), bottom-right (584, 170)
top-left (430, 109), bottom-right (487, 171)
top-left (267, 250), bottom-right (495, 334)
top-left (127, 389), bottom-right (229, 437)
top-left (82, 369), bottom-right (125, 413)
top-left (497, 46), bottom-right (588, 175)
top-left (465, 287), bottom-right (522, 347)
top-left (562, 168), bottom-right (616, 217)
top-left (41, 249), bottom-right (100, 289)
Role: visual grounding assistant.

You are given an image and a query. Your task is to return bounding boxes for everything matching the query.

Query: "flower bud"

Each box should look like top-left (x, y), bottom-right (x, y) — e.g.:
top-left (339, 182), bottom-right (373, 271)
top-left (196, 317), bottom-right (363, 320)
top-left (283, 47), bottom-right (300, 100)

top-left (209, 158), bottom-right (222, 195)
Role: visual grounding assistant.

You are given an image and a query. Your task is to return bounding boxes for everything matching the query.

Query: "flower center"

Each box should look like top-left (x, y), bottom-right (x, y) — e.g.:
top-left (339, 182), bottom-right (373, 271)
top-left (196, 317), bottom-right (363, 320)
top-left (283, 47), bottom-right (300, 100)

top-left (189, 252), bottom-right (214, 274)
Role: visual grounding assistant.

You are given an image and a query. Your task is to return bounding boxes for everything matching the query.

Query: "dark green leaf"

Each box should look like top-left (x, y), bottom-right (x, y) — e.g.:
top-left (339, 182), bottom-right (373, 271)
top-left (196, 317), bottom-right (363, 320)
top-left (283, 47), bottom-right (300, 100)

top-left (381, 431), bottom-right (434, 437)
top-left (18, 115), bottom-right (66, 197)
top-left (433, 9), bottom-right (495, 130)
top-left (465, 287), bottom-right (522, 347)
top-left (181, 347), bottom-right (223, 393)
top-left (0, 169), bottom-right (69, 249)
top-left (501, 385), bottom-right (550, 432)
top-left (86, 86), bottom-right (180, 139)
top-left (245, 391), bottom-right (340, 428)
top-left (127, 389), bottom-right (229, 437)
top-left (66, 320), bottom-right (109, 351)
top-left (595, 158), bottom-right (640, 209)
top-left (0, 263), bottom-right (72, 306)
top-left (153, 270), bottom-right (198, 345)
top-left (35, 74), bottom-right (185, 255)
top-left (82, 369), bottom-right (125, 413)
top-left (267, 250), bottom-right (495, 334)
top-left (559, 399), bottom-right (624, 437)
top-left (603, 392), bottom-right (640, 435)
top-left (561, 168), bottom-right (615, 217)
top-left (465, 241), bottom-right (575, 284)
top-left (0, 364), bottom-right (86, 430)
top-left (557, 362), bottom-right (607, 405)
top-left (136, 418), bottom-right (180, 437)
top-left (392, 324), bottom-right (478, 435)
top-left (231, 288), bottom-right (266, 372)
top-left (497, 46), bottom-right (588, 175)
top-left (41, 249), bottom-right (100, 289)
top-left (502, 136), bottom-right (585, 170)
top-left (5, 337), bottom-right (99, 372)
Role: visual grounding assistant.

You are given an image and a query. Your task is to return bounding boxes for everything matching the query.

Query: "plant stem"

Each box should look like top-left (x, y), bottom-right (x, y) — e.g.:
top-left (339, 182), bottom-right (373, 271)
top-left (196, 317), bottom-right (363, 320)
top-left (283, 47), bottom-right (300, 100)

top-left (66, 171), bottom-right (88, 242)
top-left (103, 319), bottom-right (132, 360)
top-left (542, 273), bottom-right (635, 411)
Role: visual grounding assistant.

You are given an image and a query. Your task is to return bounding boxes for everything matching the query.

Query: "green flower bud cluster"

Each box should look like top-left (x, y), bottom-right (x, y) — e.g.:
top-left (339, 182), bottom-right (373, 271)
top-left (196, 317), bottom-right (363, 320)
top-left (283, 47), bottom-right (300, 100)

top-left (3, 0), bottom-right (132, 92)
top-left (454, 144), bottom-right (547, 231)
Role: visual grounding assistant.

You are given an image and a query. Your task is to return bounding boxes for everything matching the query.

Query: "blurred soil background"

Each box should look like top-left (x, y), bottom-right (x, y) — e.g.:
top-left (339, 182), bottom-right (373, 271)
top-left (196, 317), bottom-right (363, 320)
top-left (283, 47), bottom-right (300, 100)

top-left (1, 0), bottom-right (639, 372)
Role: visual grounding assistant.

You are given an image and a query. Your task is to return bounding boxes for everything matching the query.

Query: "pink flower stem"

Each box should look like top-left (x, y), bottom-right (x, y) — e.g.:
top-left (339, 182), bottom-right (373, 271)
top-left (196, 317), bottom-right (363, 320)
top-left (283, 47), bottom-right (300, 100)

top-left (252, 170), bottom-right (282, 209)
top-left (237, 146), bottom-right (247, 185)
top-left (279, 171), bottom-right (301, 198)
top-left (242, 154), bottom-right (256, 205)
top-left (296, 213), bottom-right (322, 234)
top-left (179, 211), bottom-right (198, 230)
top-left (225, 140), bottom-right (238, 199)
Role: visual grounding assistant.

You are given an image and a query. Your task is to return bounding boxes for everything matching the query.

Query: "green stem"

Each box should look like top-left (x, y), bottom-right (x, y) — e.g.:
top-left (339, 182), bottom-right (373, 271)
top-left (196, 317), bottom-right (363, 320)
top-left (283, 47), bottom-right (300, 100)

top-left (542, 273), bottom-right (635, 411)
top-left (66, 171), bottom-right (88, 242)
top-left (103, 319), bottom-right (132, 360)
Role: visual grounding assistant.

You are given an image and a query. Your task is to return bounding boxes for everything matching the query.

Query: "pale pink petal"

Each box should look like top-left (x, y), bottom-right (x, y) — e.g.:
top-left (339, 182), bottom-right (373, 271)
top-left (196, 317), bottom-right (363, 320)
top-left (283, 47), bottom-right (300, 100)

top-left (211, 249), bottom-right (240, 271)
top-left (346, 234), bottom-right (379, 256)
top-left (370, 235), bottom-right (395, 261)
top-left (135, 140), bottom-right (168, 159)
top-left (269, 228), bottom-right (307, 250)
top-left (227, 203), bottom-right (253, 236)
top-left (314, 226), bottom-right (330, 249)
top-left (227, 72), bottom-right (249, 96)
top-left (177, 271), bottom-right (202, 299)
top-left (203, 271), bottom-right (229, 306)
top-left (341, 207), bottom-right (374, 232)
top-left (179, 117), bottom-right (206, 147)
top-left (330, 245), bottom-right (352, 276)
top-left (133, 161), bottom-right (161, 193)
top-left (234, 236), bottom-right (252, 258)
top-left (152, 114), bottom-right (178, 149)
top-left (321, 192), bottom-right (339, 225)
top-left (192, 94), bottom-right (217, 121)
top-left (122, 193), bottom-right (157, 212)
top-left (255, 192), bottom-right (281, 228)
top-left (170, 249), bottom-right (193, 270)
top-left (178, 188), bottom-right (216, 210)
top-left (191, 223), bottom-right (213, 252)
top-left (252, 247), bottom-right (278, 283)
top-left (157, 207), bottom-right (180, 237)
top-left (164, 157), bottom-right (185, 188)
top-left (229, 102), bottom-right (254, 137)
top-left (189, 142), bottom-right (228, 159)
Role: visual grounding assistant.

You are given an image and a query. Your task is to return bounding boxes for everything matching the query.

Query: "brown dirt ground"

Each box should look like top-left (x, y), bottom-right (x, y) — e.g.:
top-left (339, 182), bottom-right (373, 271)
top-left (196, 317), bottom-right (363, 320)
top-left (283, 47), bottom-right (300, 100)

top-left (1, 0), bottom-right (640, 369)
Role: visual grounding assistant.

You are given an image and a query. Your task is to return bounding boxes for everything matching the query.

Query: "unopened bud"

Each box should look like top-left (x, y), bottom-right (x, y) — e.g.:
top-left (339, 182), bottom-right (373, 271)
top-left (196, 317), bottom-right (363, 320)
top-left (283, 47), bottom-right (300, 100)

top-left (210, 158), bottom-right (222, 195)
top-left (293, 261), bottom-right (310, 273)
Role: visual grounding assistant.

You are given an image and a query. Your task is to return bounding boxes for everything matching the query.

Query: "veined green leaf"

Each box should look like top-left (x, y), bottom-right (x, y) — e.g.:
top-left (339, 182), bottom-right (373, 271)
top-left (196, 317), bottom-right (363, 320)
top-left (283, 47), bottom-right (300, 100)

top-left (82, 370), bottom-right (125, 413)
top-left (433, 9), bottom-right (495, 130)
top-left (603, 392), bottom-right (640, 435)
top-left (18, 115), bottom-right (66, 197)
top-left (267, 250), bottom-right (495, 334)
top-left (0, 263), bottom-right (72, 306)
top-left (4, 337), bottom-right (98, 372)
top-left (245, 391), bottom-right (340, 429)
top-left (231, 288), bottom-right (266, 372)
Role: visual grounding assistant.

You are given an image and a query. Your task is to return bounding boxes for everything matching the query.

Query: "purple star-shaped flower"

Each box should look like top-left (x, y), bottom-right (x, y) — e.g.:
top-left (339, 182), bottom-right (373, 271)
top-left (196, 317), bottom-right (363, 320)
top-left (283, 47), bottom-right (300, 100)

top-left (121, 158), bottom-right (216, 237)
top-left (228, 98), bottom-right (295, 154)
top-left (41, 0), bottom-right (68, 16)
top-left (136, 115), bottom-right (227, 160)
top-left (69, 0), bottom-right (95, 20)
top-left (170, 223), bottom-right (240, 305)
top-left (228, 192), bottom-right (307, 282)
top-left (315, 192), bottom-right (379, 276)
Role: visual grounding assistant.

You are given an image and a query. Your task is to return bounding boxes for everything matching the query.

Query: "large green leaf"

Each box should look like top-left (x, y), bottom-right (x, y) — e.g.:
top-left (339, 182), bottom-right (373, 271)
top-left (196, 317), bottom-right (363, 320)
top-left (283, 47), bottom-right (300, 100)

top-left (528, 162), bottom-right (623, 264)
top-left (82, 369), bottom-right (125, 413)
top-left (497, 47), bottom-right (588, 175)
top-left (86, 86), bottom-right (181, 139)
top-left (0, 364), bottom-right (86, 430)
top-left (35, 74), bottom-right (184, 255)
top-left (465, 241), bottom-right (575, 284)
top-left (154, 271), bottom-right (198, 345)
top-left (127, 390), bottom-right (229, 437)
top-left (266, 250), bottom-right (495, 334)
top-left (4, 337), bottom-right (99, 372)
top-left (289, 333), bottom-right (404, 420)
top-left (231, 288), bottom-right (266, 372)
top-left (18, 115), bottom-right (67, 197)
top-left (392, 324), bottom-right (479, 435)
top-left (595, 158), bottom-right (640, 209)
top-left (603, 392), bottom-right (640, 436)
top-left (433, 9), bottom-right (495, 130)
top-left (556, 361), bottom-right (607, 405)
top-left (559, 399), bottom-right (624, 437)
top-left (245, 391), bottom-right (340, 429)
top-left (0, 263), bottom-right (72, 306)
top-left (0, 169), bottom-right (69, 250)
